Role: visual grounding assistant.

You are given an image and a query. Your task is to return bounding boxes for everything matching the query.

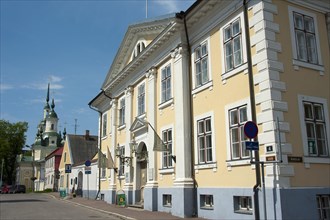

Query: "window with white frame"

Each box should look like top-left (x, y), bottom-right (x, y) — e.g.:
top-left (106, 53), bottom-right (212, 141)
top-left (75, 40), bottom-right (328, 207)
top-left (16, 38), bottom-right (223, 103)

top-left (197, 117), bottom-right (213, 163)
top-left (293, 12), bottom-right (318, 64)
top-left (200, 194), bottom-right (214, 209)
top-left (137, 83), bottom-right (145, 116)
top-left (194, 41), bottom-right (209, 88)
top-left (288, 6), bottom-right (323, 71)
top-left (119, 98), bottom-right (125, 126)
top-left (303, 101), bottom-right (328, 157)
top-left (102, 113), bottom-right (107, 137)
top-left (162, 129), bottom-right (173, 168)
top-left (234, 196), bottom-right (253, 214)
top-left (229, 105), bottom-right (249, 160)
top-left (60, 175), bottom-right (64, 187)
top-left (317, 195), bottom-right (330, 220)
top-left (298, 95), bottom-right (330, 161)
top-left (161, 64), bottom-right (172, 103)
top-left (163, 194), bottom-right (172, 207)
top-left (132, 41), bottom-right (146, 59)
top-left (223, 18), bottom-right (243, 72)
top-left (101, 151), bottom-right (107, 178)
top-left (119, 146), bottom-right (125, 176)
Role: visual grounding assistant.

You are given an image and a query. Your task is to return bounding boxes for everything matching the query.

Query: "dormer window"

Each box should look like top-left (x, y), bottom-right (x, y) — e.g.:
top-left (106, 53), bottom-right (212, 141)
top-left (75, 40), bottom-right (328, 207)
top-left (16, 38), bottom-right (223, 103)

top-left (132, 41), bottom-right (146, 59)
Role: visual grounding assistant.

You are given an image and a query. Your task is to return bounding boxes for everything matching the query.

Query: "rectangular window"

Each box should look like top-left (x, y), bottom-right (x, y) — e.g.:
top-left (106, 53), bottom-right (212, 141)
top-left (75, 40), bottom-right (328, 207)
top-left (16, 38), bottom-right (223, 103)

top-left (60, 175), bottom-right (64, 187)
top-left (163, 194), bottom-right (172, 207)
top-left (197, 117), bottom-right (213, 163)
top-left (161, 65), bottom-right (172, 103)
top-left (304, 102), bottom-right (328, 157)
top-left (224, 19), bottom-right (242, 72)
top-left (293, 12), bottom-right (318, 64)
top-left (101, 152), bottom-right (107, 178)
top-left (119, 98), bottom-right (125, 126)
top-left (102, 113), bottom-right (107, 137)
top-left (234, 196), bottom-right (253, 214)
top-left (229, 105), bottom-right (249, 160)
top-left (162, 129), bottom-right (173, 168)
top-left (194, 42), bottom-right (209, 87)
top-left (119, 147), bottom-right (125, 176)
top-left (317, 195), bottom-right (330, 220)
top-left (200, 194), bottom-right (214, 209)
top-left (138, 83), bottom-right (145, 116)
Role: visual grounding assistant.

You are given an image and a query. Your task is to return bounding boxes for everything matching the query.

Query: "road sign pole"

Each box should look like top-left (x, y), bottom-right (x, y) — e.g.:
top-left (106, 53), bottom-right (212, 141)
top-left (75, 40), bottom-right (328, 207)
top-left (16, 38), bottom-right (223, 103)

top-left (87, 173), bottom-right (89, 200)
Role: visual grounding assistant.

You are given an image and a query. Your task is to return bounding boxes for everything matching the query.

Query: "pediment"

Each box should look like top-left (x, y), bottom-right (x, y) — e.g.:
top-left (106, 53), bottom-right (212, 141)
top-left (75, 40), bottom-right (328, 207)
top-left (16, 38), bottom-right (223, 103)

top-left (130, 117), bottom-right (148, 133)
top-left (102, 14), bottom-right (177, 91)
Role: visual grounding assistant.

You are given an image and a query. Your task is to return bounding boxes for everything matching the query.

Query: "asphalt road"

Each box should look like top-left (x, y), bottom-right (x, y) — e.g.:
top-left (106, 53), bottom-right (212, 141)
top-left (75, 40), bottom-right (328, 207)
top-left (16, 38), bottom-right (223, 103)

top-left (0, 193), bottom-right (122, 220)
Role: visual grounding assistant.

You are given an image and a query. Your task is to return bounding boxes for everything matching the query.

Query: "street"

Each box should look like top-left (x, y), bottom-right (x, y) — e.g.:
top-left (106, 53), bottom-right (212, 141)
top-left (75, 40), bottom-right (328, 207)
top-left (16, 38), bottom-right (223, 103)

top-left (0, 193), bottom-right (122, 220)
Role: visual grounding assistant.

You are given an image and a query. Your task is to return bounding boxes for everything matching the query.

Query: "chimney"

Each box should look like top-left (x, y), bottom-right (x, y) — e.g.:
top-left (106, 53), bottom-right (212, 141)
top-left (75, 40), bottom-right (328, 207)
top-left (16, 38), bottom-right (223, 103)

top-left (85, 130), bottom-right (90, 140)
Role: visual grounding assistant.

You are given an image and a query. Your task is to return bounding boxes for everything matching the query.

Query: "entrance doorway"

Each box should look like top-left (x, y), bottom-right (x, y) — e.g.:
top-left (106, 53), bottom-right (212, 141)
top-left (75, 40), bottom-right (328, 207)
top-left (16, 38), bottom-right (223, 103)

top-left (137, 143), bottom-right (148, 205)
top-left (77, 171), bottom-right (83, 196)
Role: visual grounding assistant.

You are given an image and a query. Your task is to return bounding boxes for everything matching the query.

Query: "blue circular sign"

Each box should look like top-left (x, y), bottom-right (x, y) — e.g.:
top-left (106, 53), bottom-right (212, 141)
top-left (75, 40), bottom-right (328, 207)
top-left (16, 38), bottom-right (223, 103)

top-left (244, 121), bottom-right (258, 139)
top-left (85, 160), bottom-right (91, 167)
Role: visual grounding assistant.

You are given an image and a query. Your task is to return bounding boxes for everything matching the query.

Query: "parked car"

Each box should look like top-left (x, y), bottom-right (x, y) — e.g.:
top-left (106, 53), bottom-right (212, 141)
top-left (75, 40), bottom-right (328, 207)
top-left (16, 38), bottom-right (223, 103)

top-left (12, 185), bottom-right (26, 193)
top-left (1, 185), bottom-right (12, 194)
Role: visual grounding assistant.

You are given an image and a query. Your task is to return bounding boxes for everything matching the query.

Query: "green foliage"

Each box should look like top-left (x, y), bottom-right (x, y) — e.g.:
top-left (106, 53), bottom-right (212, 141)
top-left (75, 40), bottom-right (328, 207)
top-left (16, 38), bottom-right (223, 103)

top-left (0, 120), bottom-right (28, 185)
top-left (34, 188), bottom-right (53, 193)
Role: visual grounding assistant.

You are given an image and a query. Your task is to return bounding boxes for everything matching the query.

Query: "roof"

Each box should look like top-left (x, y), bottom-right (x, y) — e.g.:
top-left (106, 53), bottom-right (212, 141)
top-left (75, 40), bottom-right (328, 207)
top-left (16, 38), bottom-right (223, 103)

top-left (45, 146), bottom-right (63, 160)
top-left (67, 134), bottom-right (98, 165)
top-left (101, 14), bottom-right (178, 91)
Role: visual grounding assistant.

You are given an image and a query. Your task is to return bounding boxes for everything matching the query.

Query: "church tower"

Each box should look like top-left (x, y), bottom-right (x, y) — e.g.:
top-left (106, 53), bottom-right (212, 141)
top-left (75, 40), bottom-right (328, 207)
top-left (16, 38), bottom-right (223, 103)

top-left (33, 83), bottom-right (63, 160)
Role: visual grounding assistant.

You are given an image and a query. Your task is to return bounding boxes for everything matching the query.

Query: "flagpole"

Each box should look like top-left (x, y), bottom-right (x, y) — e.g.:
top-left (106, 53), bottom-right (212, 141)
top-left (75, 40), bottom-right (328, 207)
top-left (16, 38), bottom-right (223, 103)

top-left (146, 0), bottom-right (148, 18)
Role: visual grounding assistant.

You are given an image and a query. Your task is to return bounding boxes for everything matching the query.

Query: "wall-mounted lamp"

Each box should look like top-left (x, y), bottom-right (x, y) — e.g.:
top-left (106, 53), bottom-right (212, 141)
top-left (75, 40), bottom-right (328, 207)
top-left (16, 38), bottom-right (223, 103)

top-left (115, 145), bottom-right (132, 166)
top-left (130, 139), bottom-right (148, 161)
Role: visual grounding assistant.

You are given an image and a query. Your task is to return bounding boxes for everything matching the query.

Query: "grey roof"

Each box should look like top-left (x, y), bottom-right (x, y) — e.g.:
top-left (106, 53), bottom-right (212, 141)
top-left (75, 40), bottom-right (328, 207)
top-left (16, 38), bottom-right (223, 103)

top-left (67, 134), bottom-right (98, 165)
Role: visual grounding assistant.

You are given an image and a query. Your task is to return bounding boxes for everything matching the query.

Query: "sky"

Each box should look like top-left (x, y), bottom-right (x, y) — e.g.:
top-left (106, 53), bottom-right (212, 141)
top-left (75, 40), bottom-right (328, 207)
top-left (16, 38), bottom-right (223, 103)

top-left (0, 0), bottom-right (194, 146)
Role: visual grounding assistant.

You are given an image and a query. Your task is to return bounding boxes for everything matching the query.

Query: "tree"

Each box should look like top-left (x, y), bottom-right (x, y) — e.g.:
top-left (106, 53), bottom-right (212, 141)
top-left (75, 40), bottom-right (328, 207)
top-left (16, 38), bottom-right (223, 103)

top-left (0, 120), bottom-right (28, 185)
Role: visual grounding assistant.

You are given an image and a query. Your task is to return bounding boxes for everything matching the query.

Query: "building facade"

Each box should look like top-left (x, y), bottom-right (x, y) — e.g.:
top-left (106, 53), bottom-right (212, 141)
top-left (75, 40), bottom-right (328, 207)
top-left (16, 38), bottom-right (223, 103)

top-left (58, 131), bottom-right (98, 196)
top-left (16, 83), bottom-right (64, 191)
top-left (89, 0), bottom-right (330, 219)
top-left (44, 146), bottom-right (63, 191)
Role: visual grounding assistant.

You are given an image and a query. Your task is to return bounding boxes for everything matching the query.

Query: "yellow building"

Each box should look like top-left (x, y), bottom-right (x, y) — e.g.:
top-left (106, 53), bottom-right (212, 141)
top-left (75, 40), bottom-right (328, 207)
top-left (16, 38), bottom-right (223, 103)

top-left (89, 0), bottom-right (330, 219)
top-left (58, 131), bottom-right (98, 196)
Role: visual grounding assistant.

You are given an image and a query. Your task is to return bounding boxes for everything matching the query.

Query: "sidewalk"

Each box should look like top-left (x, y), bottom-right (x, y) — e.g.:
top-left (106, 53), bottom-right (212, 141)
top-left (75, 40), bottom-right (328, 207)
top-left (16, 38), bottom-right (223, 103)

top-left (47, 192), bottom-right (206, 220)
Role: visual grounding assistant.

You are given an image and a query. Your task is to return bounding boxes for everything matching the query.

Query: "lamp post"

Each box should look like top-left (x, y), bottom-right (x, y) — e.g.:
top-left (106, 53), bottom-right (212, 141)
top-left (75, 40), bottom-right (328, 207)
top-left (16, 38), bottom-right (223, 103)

top-left (115, 145), bottom-right (132, 166)
top-left (129, 139), bottom-right (148, 161)
top-left (0, 158), bottom-right (4, 186)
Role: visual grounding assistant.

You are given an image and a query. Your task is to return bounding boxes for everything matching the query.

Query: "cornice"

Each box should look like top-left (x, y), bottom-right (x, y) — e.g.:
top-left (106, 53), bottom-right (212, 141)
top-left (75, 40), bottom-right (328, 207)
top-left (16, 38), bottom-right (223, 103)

top-left (104, 20), bottom-right (179, 91)
top-left (286, 0), bottom-right (330, 13)
top-left (102, 16), bottom-right (177, 90)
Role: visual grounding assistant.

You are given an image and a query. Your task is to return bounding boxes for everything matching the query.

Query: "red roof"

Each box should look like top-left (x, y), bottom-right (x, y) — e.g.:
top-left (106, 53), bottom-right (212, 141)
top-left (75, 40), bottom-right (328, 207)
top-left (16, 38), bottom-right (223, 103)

top-left (45, 147), bottom-right (63, 160)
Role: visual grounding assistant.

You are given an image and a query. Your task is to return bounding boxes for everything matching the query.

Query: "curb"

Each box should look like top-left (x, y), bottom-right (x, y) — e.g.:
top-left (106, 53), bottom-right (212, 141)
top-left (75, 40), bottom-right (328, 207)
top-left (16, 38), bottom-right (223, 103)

top-left (47, 194), bottom-right (136, 220)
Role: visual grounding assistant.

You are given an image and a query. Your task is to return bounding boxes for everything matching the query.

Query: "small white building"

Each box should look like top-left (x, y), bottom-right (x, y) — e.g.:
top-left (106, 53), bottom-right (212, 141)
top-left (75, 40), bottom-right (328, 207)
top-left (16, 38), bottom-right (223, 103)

top-left (71, 159), bottom-right (98, 199)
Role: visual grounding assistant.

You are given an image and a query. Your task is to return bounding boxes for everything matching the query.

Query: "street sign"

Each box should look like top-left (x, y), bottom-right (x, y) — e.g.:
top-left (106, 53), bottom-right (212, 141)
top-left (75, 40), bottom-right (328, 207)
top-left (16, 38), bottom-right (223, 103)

top-left (244, 121), bottom-right (258, 139)
top-left (65, 164), bottom-right (72, 173)
top-left (85, 166), bottom-right (91, 174)
top-left (85, 160), bottom-right (91, 167)
top-left (245, 141), bottom-right (259, 151)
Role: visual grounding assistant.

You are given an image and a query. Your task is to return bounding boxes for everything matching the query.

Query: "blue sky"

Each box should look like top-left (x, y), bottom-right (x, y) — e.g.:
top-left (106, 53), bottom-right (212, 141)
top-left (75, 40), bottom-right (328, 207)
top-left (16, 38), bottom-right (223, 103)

top-left (0, 0), bottom-right (194, 146)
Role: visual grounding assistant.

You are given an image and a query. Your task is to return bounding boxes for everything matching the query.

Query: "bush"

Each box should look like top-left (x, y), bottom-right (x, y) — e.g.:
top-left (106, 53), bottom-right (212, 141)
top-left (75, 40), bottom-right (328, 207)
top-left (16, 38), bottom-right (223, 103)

top-left (44, 188), bottom-right (53, 192)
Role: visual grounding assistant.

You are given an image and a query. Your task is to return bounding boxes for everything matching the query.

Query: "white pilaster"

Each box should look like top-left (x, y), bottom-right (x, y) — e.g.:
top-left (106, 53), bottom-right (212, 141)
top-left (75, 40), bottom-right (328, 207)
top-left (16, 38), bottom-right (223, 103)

top-left (125, 87), bottom-right (133, 185)
top-left (146, 67), bottom-right (158, 186)
top-left (109, 99), bottom-right (117, 190)
top-left (172, 46), bottom-right (193, 186)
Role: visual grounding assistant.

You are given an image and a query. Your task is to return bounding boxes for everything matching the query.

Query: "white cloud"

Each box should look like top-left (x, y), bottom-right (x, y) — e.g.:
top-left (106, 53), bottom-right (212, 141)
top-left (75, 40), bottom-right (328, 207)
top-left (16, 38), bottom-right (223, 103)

top-left (153, 0), bottom-right (193, 13)
top-left (155, 0), bottom-right (178, 12)
top-left (29, 98), bottom-right (62, 104)
top-left (21, 75), bottom-right (64, 90)
top-left (0, 83), bottom-right (14, 91)
top-left (49, 75), bottom-right (62, 83)
top-left (73, 107), bottom-right (89, 114)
